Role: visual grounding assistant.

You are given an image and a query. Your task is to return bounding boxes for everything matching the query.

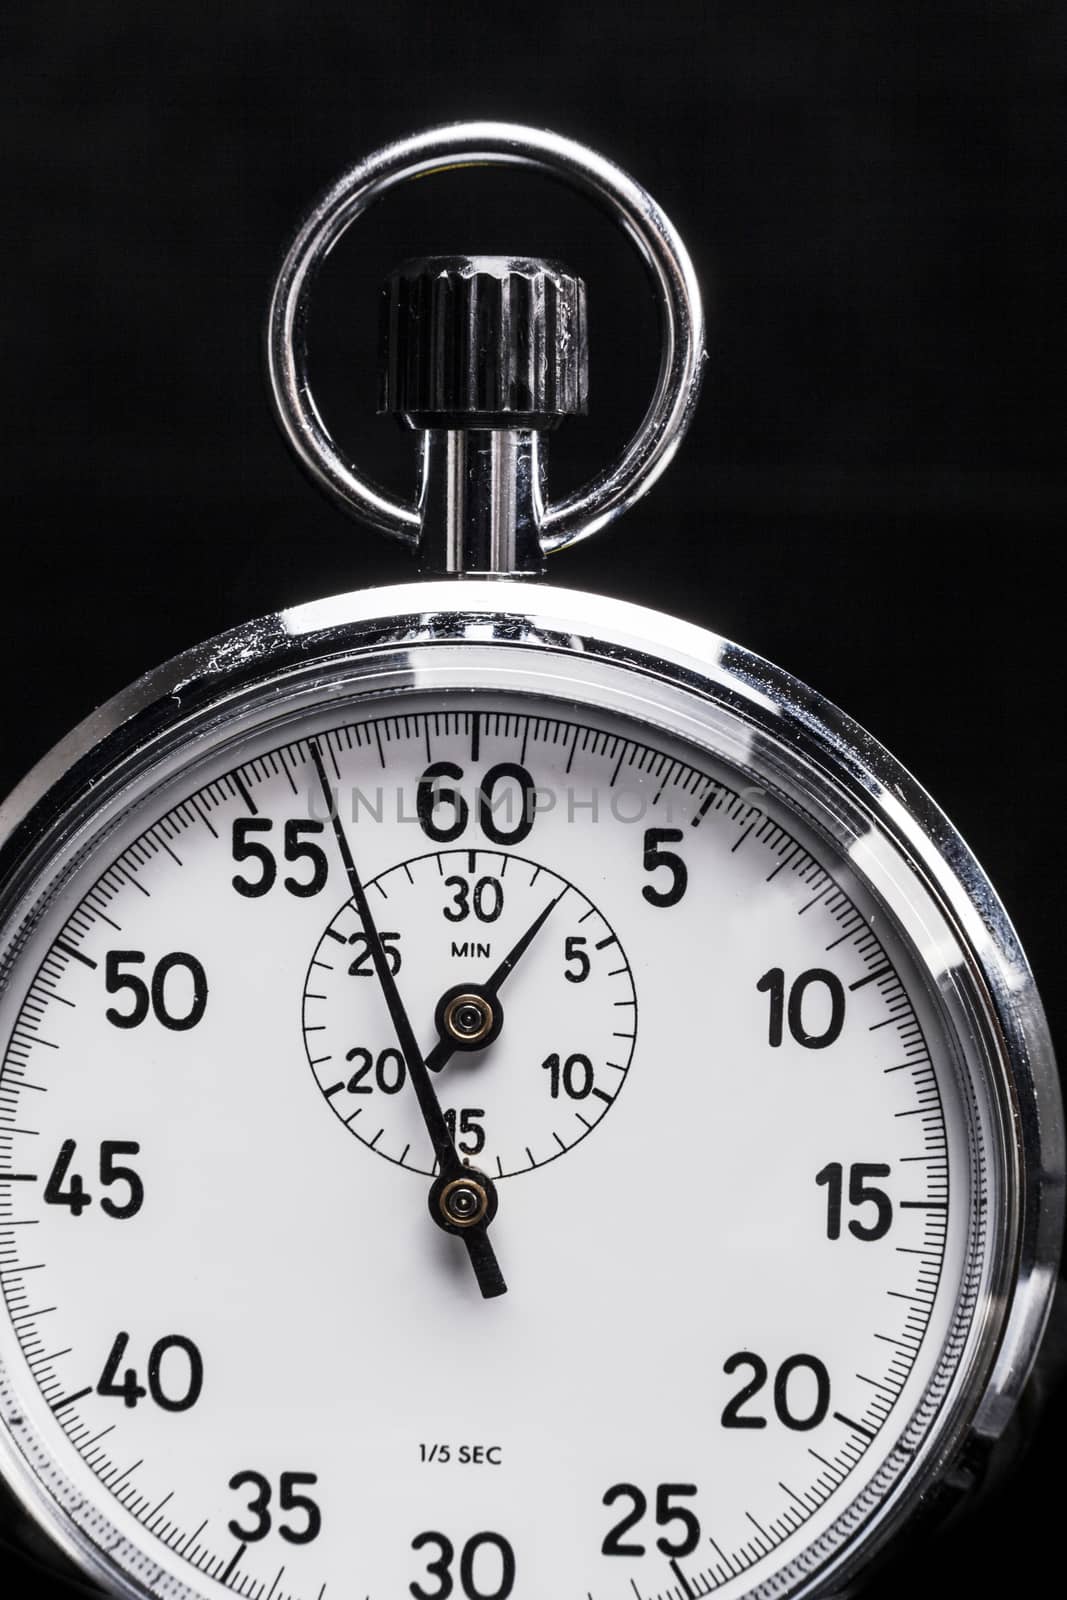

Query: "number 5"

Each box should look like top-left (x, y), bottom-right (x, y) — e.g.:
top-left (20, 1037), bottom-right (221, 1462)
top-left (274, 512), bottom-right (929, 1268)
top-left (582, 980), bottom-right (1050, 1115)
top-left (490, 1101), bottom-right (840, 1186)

top-left (642, 829), bottom-right (688, 908)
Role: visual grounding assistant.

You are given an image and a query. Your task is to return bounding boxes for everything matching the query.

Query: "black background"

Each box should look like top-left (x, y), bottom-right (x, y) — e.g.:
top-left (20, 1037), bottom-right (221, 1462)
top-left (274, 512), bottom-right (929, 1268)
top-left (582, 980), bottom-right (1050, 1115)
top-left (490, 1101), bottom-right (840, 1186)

top-left (2, 3), bottom-right (1064, 1596)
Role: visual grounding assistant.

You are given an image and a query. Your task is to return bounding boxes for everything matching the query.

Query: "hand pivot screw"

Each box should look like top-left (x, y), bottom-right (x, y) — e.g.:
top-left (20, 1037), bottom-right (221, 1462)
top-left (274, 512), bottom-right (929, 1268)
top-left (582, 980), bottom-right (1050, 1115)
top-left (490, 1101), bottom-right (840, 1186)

top-left (443, 993), bottom-right (495, 1044)
top-left (439, 1176), bottom-right (490, 1228)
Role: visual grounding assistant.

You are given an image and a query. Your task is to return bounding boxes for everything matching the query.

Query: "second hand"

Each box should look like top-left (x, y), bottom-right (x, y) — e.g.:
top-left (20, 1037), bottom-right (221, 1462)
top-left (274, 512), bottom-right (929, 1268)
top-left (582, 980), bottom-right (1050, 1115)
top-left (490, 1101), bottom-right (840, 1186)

top-left (309, 741), bottom-right (506, 1299)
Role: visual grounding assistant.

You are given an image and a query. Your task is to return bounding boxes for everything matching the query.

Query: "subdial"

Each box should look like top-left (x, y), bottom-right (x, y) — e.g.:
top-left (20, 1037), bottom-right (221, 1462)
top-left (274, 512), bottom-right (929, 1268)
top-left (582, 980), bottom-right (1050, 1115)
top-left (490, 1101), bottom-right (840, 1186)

top-left (302, 849), bottom-right (637, 1176)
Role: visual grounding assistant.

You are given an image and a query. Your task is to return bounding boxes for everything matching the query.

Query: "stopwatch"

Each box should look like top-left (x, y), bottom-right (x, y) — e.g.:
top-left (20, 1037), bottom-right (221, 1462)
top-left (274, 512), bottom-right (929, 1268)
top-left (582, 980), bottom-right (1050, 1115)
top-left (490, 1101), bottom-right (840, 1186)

top-left (0, 123), bottom-right (1061, 1600)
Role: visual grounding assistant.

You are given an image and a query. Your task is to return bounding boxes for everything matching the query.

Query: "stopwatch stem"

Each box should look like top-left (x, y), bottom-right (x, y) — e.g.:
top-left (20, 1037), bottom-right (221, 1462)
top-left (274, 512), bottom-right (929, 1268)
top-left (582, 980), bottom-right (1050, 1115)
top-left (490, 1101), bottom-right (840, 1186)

top-left (416, 428), bottom-right (546, 577)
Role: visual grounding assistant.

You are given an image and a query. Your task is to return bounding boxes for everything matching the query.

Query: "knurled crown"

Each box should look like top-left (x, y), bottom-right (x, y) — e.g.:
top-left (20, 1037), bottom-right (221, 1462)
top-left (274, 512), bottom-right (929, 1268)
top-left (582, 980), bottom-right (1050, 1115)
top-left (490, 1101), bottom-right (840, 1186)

top-left (379, 255), bottom-right (588, 429)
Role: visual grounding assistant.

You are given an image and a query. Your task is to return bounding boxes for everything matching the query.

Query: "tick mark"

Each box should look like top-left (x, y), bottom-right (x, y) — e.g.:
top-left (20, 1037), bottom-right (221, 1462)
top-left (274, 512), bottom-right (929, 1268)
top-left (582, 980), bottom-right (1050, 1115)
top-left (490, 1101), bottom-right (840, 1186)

top-left (694, 790), bottom-right (716, 824)
top-left (833, 1411), bottom-right (876, 1441)
top-left (849, 965), bottom-right (892, 990)
top-left (730, 821), bottom-right (755, 852)
top-left (56, 940), bottom-right (97, 969)
top-left (265, 1566), bottom-right (285, 1600)
top-left (669, 1559), bottom-right (695, 1600)
top-left (222, 1543), bottom-right (248, 1584)
top-left (232, 774), bottom-right (257, 815)
top-left (51, 1387), bottom-right (92, 1413)
top-left (180, 1519), bottom-right (208, 1556)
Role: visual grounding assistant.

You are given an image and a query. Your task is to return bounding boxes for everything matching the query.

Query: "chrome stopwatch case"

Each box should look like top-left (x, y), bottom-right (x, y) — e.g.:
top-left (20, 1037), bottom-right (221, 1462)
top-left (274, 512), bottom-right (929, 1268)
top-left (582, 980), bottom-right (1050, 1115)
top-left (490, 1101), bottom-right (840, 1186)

top-left (0, 124), bottom-right (1061, 1600)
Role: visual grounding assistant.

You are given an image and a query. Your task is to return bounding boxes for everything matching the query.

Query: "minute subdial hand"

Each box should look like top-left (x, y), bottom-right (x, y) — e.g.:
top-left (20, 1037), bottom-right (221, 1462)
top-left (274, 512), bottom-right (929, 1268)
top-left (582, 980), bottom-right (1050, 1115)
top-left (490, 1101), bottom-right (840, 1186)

top-left (426, 890), bottom-right (564, 1073)
top-left (309, 743), bottom-right (506, 1299)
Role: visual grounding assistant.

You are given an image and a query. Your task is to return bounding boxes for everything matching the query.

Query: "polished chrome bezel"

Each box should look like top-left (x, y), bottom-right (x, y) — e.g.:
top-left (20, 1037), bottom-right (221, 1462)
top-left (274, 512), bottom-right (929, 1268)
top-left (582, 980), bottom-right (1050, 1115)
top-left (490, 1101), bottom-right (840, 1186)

top-left (0, 580), bottom-right (1061, 1600)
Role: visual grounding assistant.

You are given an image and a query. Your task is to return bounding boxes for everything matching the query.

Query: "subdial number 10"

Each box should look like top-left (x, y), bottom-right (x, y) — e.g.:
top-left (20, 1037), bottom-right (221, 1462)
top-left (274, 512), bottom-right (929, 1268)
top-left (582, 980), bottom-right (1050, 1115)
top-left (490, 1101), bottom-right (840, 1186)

top-left (541, 1053), bottom-right (595, 1100)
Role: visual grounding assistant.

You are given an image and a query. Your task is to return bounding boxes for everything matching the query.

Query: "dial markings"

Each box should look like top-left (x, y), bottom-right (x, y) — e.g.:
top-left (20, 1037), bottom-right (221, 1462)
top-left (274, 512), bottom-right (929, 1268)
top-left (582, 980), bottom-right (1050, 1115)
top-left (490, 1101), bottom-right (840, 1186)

top-left (668, 1557), bottom-right (696, 1599)
top-left (304, 847), bottom-right (635, 1176)
top-left (51, 1386), bottom-right (93, 1412)
top-left (850, 966), bottom-right (893, 991)
top-left (0, 704), bottom-right (968, 1599)
top-left (109, 1456), bottom-right (144, 1488)
top-left (180, 1519), bottom-right (209, 1556)
top-left (233, 774), bottom-right (258, 814)
top-left (222, 1543), bottom-right (248, 1584)
top-left (55, 940), bottom-right (97, 969)
top-left (832, 1411), bottom-right (875, 1441)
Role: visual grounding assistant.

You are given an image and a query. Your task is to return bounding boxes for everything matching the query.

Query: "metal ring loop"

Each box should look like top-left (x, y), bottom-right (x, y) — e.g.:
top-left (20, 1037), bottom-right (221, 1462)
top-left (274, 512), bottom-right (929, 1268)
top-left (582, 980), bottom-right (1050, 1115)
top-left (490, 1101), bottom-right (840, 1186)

top-left (267, 121), bottom-right (706, 555)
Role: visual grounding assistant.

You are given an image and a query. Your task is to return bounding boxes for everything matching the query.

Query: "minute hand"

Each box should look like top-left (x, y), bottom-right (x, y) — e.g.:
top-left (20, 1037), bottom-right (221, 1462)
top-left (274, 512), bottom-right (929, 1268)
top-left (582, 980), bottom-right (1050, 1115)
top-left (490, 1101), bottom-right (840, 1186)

top-left (485, 892), bottom-right (563, 991)
top-left (309, 744), bottom-right (506, 1298)
top-left (426, 891), bottom-right (563, 1074)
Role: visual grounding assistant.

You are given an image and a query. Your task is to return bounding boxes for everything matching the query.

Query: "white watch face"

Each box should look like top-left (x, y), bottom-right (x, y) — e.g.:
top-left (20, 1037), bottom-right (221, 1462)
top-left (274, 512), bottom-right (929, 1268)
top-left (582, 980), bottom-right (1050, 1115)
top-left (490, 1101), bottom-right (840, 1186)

top-left (0, 684), bottom-right (1000, 1600)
